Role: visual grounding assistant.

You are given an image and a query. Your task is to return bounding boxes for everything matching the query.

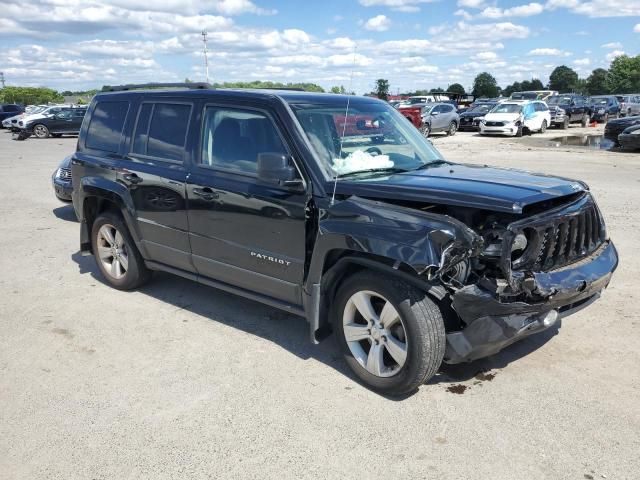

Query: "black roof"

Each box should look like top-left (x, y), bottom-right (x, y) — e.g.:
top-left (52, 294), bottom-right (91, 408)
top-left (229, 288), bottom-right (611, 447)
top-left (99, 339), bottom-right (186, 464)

top-left (94, 87), bottom-right (381, 107)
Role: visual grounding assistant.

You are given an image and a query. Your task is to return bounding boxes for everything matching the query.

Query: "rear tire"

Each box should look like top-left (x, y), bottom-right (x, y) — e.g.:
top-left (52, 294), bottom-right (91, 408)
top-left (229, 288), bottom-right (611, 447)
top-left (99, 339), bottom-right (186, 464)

top-left (91, 212), bottom-right (151, 290)
top-left (581, 113), bottom-right (589, 128)
top-left (33, 124), bottom-right (50, 138)
top-left (333, 271), bottom-right (445, 396)
top-left (539, 120), bottom-right (547, 133)
top-left (447, 121), bottom-right (457, 136)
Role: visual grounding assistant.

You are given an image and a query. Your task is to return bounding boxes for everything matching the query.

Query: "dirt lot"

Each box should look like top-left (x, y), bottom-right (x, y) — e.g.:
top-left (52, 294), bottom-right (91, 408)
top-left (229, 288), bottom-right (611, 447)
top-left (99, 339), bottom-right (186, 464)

top-left (1, 126), bottom-right (638, 479)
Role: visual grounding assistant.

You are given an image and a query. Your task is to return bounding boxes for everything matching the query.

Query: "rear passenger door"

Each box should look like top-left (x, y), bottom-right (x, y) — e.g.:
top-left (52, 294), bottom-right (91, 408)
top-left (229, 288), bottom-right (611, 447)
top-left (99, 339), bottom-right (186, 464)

top-left (117, 100), bottom-right (195, 273)
top-left (186, 103), bottom-right (308, 305)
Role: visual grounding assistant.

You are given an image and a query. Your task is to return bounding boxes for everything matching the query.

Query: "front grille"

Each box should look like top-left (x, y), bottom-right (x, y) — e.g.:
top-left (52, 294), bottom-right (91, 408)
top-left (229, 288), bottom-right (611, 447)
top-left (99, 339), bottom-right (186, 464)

top-left (510, 196), bottom-right (605, 272)
top-left (59, 167), bottom-right (72, 181)
top-left (485, 121), bottom-right (504, 127)
top-left (461, 117), bottom-right (472, 123)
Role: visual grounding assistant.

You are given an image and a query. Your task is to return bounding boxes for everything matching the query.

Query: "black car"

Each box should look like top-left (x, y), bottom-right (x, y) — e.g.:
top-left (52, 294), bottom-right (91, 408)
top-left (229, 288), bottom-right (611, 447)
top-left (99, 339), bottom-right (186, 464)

top-left (604, 115), bottom-right (640, 145)
top-left (0, 104), bottom-right (24, 124)
top-left (458, 102), bottom-right (497, 131)
top-left (546, 94), bottom-right (592, 129)
top-left (71, 84), bottom-right (618, 395)
top-left (23, 107), bottom-right (87, 138)
top-left (588, 96), bottom-right (621, 123)
top-left (619, 124), bottom-right (640, 150)
top-left (52, 155), bottom-right (73, 201)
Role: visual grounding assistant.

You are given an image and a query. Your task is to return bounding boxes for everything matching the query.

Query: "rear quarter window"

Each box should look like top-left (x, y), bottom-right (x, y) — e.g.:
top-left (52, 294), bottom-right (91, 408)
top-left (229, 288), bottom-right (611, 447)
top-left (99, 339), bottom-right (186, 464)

top-left (85, 101), bottom-right (130, 153)
top-left (131, 102), bottom-right (192, 162)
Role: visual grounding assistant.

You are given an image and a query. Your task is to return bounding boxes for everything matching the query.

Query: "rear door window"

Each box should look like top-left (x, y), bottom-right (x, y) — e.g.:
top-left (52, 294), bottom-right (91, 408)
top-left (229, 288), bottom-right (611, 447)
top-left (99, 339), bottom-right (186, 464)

top-left (131, 103), bottom-right (191, 162)
top-left (85, 101), bottom-right (130, 153)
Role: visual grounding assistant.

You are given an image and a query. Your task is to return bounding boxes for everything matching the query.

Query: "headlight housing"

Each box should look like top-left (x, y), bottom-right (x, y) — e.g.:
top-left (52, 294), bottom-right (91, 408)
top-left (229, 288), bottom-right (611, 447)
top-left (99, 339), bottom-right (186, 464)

top-left (557, 108), bottom-right (566, 115)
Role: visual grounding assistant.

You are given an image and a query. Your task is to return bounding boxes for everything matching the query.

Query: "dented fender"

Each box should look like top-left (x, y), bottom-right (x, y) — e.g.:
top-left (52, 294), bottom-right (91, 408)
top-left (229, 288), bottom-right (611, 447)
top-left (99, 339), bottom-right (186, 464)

top-left (306, 195), bottom-right (483, 287)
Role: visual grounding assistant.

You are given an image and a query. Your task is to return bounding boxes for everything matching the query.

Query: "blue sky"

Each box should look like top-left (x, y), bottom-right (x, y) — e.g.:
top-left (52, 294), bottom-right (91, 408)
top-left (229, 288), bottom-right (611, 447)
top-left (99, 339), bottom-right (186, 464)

top-left (1, 0), bottom-right (639, 93)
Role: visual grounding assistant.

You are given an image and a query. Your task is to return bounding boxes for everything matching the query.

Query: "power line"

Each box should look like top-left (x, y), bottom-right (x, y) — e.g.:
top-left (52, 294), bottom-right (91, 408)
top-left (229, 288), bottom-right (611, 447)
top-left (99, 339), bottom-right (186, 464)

top-left (201, 30), bottom-right (210, 84)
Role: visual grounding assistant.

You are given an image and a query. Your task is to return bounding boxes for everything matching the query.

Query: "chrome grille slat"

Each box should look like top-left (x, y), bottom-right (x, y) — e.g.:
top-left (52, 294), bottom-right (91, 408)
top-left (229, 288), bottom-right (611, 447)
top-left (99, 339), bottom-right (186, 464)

top-left (59, 168), bottom-right (72, 181)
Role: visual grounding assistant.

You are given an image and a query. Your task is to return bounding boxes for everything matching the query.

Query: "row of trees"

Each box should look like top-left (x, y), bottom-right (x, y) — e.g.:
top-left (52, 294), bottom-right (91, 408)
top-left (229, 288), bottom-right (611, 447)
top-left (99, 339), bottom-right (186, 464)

top-left (0, 86), bottom-right (64, 105)
top-left (472, 54), bottom-right (640, 98)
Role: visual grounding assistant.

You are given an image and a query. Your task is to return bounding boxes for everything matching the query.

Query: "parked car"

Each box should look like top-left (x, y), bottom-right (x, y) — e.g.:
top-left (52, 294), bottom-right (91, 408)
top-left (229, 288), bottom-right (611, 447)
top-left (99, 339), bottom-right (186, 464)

top-left (588, 96), bottom-right (621, 123)
top-left (604, 115), bottom-right (640, 145)
top-left (2, 105), bottom-right (46, 131)
top-left (70, 84), bottom-right (617, 395)
top-left (52, 155), bottom-right (73, 201)
top-left (546, 94), bottom-right (592, 128)
top-left (22, 107), bottom-right (87, 138)
top-left (510, 90), bottom-right (557, 101)
top-left (618, 124), bottom-right (640, 150)
top-left (399, 102), bottom-right (459, 137)
top-left (479, 100), bottom-right (550, 136)
top-left (0, 104), bottom-right (24, 125)
top-left (16, 104), bottom-right (73, 131)
top-left (615, 94), bottom-right (640, 117)
top-left (458, 101), bottom-right (498, 131)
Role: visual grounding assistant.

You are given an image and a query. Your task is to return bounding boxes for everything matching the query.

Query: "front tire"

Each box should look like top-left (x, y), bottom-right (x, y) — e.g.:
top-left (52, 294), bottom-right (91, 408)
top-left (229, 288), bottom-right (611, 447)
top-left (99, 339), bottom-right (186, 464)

top-left (91, 212), bottom-right (151, 290)
top-left (561, 117), bottom-right (569, 129)
top-left (33, 124), bottom-right (50, 138)
top-left (333, 271), bottom-right (445, 396)
top-left (581, 113), bottom-right (590, 128)
top-left (419, 123), bottom-right (431, 138)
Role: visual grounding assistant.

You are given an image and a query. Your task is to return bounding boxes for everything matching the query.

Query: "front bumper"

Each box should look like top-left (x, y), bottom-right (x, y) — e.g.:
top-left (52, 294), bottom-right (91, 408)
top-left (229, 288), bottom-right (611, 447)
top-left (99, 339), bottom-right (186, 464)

top-left (444, 240), bottom-right (618, 363)
top-left (619, 133), bottom-right (640, 150)
top-left (480, 124), bottom-right (518, 136)
top-left (550, 113), bottom-right (567, 124)
top-left (52, 176), bottom-right (73, 200)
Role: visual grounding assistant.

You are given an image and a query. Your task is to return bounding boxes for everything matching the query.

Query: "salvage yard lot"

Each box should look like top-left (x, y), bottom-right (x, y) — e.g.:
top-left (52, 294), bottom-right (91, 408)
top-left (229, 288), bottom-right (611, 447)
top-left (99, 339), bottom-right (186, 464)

top-left (1, 128), bottom-right (638, 479)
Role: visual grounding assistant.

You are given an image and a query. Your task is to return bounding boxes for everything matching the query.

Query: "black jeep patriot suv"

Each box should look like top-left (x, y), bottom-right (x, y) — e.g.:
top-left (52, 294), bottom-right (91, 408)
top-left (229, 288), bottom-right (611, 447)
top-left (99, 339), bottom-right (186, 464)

top-left (72, 84), bottom-right (618, 395)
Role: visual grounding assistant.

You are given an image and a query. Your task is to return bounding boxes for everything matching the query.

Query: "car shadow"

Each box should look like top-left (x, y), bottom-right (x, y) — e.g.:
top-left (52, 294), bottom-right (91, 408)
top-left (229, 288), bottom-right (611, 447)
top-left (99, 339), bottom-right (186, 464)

top-left (70, 251), bottom-right (559, 399)
top-left (53, 204), bottom-right (77, 222)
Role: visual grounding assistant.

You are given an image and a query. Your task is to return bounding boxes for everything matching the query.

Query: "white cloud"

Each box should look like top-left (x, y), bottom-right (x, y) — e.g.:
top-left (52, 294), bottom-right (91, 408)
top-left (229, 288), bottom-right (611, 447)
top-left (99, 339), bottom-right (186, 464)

top-left (457, 0), bottom-right (485, 7)
top-left (601, 42), bottom-right (623, 49)
top-left (528, 48), bottom-right (571, 56)
top-left (406, 65), bottom-right (439, 73)
top-left (606, 49), bottom-right (625, 61)
top-left (454, 9), bottom-right (473, 20)
top-left (546, 0), bottom-right (640, 18)
top-left (363, 15), bottom-right (391, 31)
top-left (214, 0), bottom-right (276, 15)
top-left (573, 58), bottom-right (591, 66)
top-left (359, 0), bottom-right (436, 12)
top-left (634, 23), bottom-right (640, 33)
top-left (472, 51), bottom-right (499, 61)
top-left (480, 3), bottom-right (544, 18)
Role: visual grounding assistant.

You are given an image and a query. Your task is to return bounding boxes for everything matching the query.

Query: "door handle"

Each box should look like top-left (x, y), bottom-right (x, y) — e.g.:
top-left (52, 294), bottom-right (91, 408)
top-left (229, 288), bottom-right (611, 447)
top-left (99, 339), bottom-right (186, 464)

top-left (123, 173), bottom-right (143, 184)
top-left (193, 187), bottom-right (219, 201)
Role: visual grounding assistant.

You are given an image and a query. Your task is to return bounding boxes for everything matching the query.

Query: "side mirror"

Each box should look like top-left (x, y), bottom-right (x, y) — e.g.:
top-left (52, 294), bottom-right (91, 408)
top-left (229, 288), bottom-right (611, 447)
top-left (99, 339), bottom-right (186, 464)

top-left (257, 153), bottom-right (303, 189)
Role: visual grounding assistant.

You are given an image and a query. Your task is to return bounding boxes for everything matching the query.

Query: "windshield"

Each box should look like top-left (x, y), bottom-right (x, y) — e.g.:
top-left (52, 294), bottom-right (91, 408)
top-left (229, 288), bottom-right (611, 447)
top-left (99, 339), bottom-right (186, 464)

top-left (408, 97), bottom-right (427, 104)
top-left (290, 100), bottom-right (444, 178)
top-left (547, 96), bottom-right (572, 105)
top-left (589, 97), bottom-right (608, 105)
top-left (468, 103), bottom-right (494, 113)
top-left (490, 103), bottom-right (523, 114)
top-left (510, 92), bottom-right (538, 100)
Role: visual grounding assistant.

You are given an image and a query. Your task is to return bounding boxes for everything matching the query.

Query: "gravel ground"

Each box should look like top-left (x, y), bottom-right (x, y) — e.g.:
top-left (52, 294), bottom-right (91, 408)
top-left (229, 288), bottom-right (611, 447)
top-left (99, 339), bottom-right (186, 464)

top-left (0, 125), bottom-right (638, 480)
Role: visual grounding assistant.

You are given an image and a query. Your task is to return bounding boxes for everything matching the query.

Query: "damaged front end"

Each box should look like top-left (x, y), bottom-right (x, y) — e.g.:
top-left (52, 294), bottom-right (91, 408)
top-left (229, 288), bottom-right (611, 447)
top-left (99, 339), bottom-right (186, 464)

top-left (443, 192), bottom-right (618, 363)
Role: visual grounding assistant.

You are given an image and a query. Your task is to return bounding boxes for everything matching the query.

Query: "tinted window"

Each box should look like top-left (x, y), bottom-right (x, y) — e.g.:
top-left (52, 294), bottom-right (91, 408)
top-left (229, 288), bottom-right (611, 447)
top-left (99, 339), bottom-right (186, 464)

top-left (86, 101), bottom-right (130, 153)
top-left (5, 105), bottom-right (19, 112)
top-left (201, 106), bottom-right (288, 174)
top-left (73, 109), bottom-right (87, 118)
top-left (131, 103), bottom-right (191, 162)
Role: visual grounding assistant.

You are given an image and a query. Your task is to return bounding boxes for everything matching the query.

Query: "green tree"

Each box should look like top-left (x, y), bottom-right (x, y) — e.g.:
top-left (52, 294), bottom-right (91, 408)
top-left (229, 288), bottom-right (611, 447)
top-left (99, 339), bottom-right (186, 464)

top-left (472, 72), bottom-right (499, 98)
top-left (330, 85), bottom-right (346, 94)
top-left (429, 87), bottom-right (445, 93)
top-left (447, 83), bottom-right (466, 95)
top-left (606, 55), bottom-right (640, 93)
top-left (0, 86), bottom-right (64, 105)
top-left (502, 81), bottom-right (522, 97)
top-left (585, 68), bottom-right (609, 95)
top-left (375, 79), bottom-right (389, 100)
top-left (548, 66), bottom-right (579, 93)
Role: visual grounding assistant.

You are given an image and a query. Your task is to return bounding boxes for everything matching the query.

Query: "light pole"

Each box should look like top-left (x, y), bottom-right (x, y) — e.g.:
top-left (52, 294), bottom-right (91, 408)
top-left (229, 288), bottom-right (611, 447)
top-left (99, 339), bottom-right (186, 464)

top-left (201, 31), bottom-right (210, 84)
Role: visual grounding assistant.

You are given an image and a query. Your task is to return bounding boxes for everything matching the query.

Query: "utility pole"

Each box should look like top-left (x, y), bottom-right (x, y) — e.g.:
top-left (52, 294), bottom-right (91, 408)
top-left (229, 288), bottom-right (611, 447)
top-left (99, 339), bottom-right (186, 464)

top-left (0, 72), bottom-right (5, 89)
top-left (201, 30), bottom-right (210, 85)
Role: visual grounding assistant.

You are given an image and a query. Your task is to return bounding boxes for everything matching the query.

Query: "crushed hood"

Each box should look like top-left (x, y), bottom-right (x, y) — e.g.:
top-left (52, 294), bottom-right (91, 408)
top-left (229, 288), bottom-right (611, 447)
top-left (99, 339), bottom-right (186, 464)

top-left (331, 163), bottom-right (586, 213)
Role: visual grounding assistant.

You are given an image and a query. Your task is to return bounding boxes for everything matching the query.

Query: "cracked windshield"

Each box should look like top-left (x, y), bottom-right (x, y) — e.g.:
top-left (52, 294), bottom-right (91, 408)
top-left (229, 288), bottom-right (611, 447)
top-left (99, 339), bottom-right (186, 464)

top-left (292, 101), bottom-right (444, 178)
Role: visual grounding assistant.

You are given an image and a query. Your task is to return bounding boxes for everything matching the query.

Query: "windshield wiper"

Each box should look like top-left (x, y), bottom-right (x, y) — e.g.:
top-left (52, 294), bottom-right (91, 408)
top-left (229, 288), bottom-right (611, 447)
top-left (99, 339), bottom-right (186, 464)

top-left (410, 159), bottom-right (449, 171)
top-left (337, 167), bottom-right (409, 178)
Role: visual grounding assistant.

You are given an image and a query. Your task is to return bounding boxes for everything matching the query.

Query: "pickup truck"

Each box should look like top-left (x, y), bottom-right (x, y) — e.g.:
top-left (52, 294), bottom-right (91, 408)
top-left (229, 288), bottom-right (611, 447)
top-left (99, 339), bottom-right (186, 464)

top-left (70, 84), bottom-right (618, 396)
top-left (546, 95), bottom-right (592, 129)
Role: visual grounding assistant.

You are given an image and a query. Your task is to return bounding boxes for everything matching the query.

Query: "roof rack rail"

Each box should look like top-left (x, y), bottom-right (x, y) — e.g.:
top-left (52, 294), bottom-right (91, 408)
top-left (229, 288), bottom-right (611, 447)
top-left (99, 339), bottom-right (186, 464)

top-left (106, 82), bottom-right (212, 92)
top-left (254, 87), bottom-right (305, 91)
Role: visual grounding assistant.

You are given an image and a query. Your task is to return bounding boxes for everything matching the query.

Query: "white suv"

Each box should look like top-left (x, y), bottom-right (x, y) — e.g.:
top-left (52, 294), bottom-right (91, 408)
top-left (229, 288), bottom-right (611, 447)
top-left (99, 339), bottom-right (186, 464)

top-left (479, 100), bottom-right (551, 137)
